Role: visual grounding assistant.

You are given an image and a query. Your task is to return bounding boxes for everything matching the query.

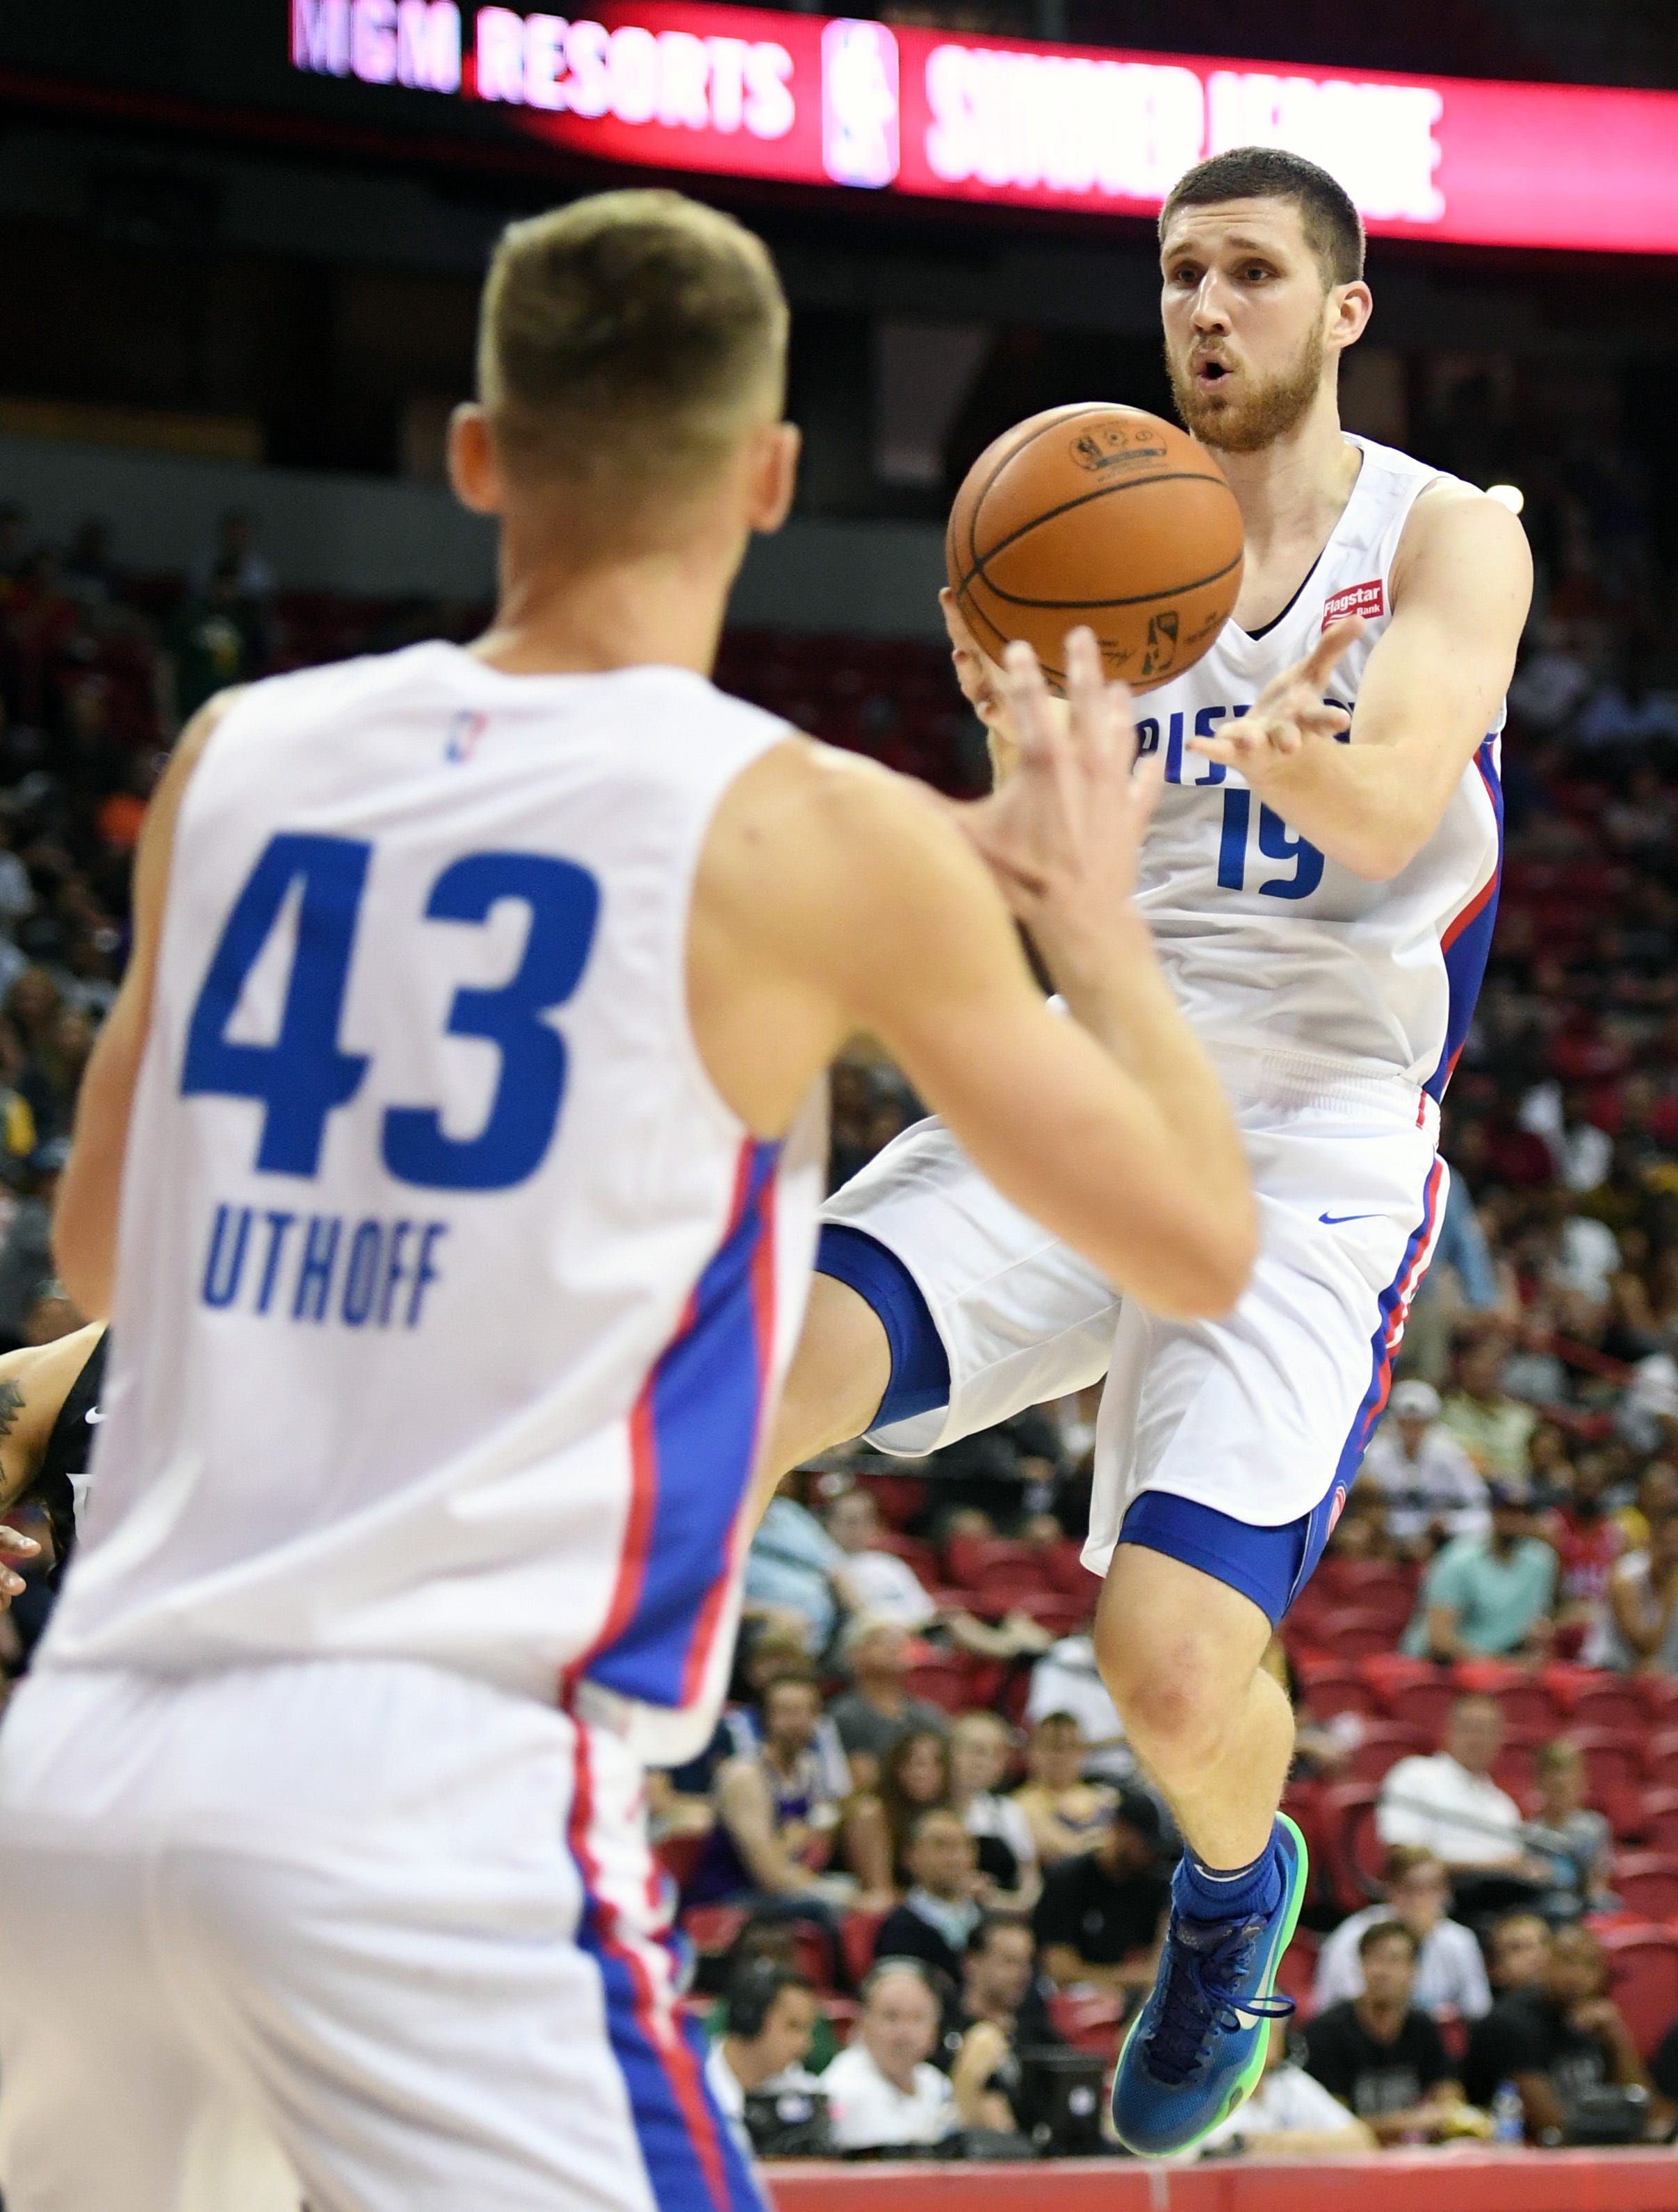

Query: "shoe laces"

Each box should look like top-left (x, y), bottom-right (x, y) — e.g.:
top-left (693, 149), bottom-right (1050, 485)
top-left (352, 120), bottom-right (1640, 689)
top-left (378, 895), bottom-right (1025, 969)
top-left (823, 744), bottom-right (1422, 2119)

top-left (1142, 1914), bottom-right (1296, 2088)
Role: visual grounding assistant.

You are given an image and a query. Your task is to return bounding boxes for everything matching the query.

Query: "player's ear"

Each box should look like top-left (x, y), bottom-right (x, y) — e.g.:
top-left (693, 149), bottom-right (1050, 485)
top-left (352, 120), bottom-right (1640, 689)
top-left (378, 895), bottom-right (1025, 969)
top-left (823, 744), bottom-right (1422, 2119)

top-left (447, 404), bottom-right (505, 516)
top-left (1326, 281), bottom-right (1374, 355)
top-left (746, 422), bottom-right (801, 535)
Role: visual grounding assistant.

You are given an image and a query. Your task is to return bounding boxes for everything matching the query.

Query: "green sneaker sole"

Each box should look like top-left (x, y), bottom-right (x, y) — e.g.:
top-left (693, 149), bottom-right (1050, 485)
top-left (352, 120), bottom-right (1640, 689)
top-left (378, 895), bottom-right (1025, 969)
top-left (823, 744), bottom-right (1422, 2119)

top-left (1112, 1811), bottom-right (1310, 2158)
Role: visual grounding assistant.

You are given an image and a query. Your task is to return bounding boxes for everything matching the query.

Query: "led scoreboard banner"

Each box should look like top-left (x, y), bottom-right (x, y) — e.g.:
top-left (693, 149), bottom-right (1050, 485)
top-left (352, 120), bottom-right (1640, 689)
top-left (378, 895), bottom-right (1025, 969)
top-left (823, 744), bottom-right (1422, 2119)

top-left (279, 0), bottom-right (1678, 253)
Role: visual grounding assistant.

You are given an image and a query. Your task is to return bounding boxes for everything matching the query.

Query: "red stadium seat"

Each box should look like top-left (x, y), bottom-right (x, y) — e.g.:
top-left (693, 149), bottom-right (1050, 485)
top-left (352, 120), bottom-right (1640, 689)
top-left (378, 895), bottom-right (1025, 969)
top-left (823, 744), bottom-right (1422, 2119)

top-left (1048, 1990), bottom-right (1125, 2056)
top-left (1321, 1781), bottom-right (1385, 1913)
top-left (855, 1473), bottom-right (929, 1530)
top-left (903, 1656), bottom-right (975, 1714)
top-left (1637, 1788), bottom-right (1678, 1855)
top-left (872, 1530), bottom-right (940, 1584)
top-left (1383, 1674), bottom-right (1459, 1737)
top-left (1560, 1678), bottom-right (1647, 1735)
top-left (1612, 1852), bottom-right (1678, 1922)
top-left (1295, 1659), bottom-right (1381, 1721)
top-left (1349, 1719), bottom-right (1430, 1785)
top-left (1455, 1659), bottom-right (1564, 1735)
top-left (683, 1904), bottom-right (747, 1958)
top-left (1317, 1606), bottom-right (1404, 1659)
top-left (840, 1910), bottom-right (885, 1989)
top-left (1600, 1924), bottom-right (1678, 2061)
top-left (1645, 1729), bottom-right (1678, 1787)
top-left (1039, 1541), bottom-right (1100, 1600)
top-left (1013, 1591), bottom-right (1095, 1637)
top-left (1637, 1678), bottom-right (1678, 1728)
top-left (655, 1831), bottom-right (707, 1897)
top-left (824, 1997), bottom-right (860, 2046)
top-left (974, 1553), bottom-right (1054, 1605)
top-left (1570, 1726), bottom-right (1647, 1819)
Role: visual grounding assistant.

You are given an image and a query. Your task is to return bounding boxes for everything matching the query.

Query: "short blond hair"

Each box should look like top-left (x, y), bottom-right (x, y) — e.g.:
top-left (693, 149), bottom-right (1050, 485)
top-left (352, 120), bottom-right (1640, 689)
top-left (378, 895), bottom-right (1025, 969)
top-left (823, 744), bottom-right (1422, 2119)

top-left (478, 188), bottom-right (788, 505)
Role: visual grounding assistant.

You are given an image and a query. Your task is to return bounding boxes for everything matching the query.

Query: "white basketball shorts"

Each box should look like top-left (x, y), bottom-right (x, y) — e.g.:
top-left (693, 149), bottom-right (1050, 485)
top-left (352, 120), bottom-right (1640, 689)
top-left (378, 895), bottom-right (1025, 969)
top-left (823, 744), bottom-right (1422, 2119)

top-left (0, 1657), bottom-right (763, 2212)
top-left (820, 1054), bottom-right (1446, 1622)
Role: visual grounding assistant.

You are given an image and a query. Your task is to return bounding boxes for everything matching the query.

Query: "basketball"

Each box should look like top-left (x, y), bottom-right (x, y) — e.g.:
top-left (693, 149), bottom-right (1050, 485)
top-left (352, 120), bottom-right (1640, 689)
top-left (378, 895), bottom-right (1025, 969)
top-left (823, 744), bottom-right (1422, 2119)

top-left (945, 402), bottom-right (1244, 693)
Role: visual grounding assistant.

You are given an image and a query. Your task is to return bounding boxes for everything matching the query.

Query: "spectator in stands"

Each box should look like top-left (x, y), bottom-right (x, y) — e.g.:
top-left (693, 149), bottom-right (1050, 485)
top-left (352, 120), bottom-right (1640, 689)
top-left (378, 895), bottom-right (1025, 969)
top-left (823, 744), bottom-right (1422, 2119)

top-left (165, 561), bottom-right (262, 724)
top-left (1032, 1783), bottom-right (1168, 1998)
top-left (744, 1471), bottom-right (859, 1657)
top-left (872, 1806), bottom-right (981, 1988)
top-left (1196, 2020), bottom-right (1376, 2158)
top-left (850, 1728), bottom-right (952, 1892)
top-left (687, 1671), bottom-right (847, 1914)
top-left (1011, 1712), bottom-right (1119, 1868)
top-left (822, 1487), bottom-right (1048, 1659)
top-left (0, 1138), bottom-right (67, 1349)
top-left (949, 1712), bottom-right (1038, 1910)
top-left (1524, 1740), bottom-right (1613, 1915)
top-left (1360, 1380), bottom-right (1489, 1556)
top-left (1597, 1503), bottom-right (1678, 1672)
top-left (1401, 1483), bottom-right (1558, 1662)
top-left (1613, 1459), bottom-right (1678, 1554)
top-left (652, 1628), bottom-right (852, 1840)
top-left (1302, 1922), bottom-right (1465, 2143)
top-left (192, 508), bottom-right (275, 603)
top-left (1023, 1640), bottom-right (1132, 1786)
top-left (1464, 1924), bottom-right (1651, 2140)
top-left (704, 1963), bottom-right (824, 2153)
top-left (1376, 1697), bottom-right (1551, 1910)
top-left (1546, 1450), bottom-right (1626, 1643)
top-left (826, 1616), bottom-right (949, 1785)
top-left (1441, 1334), bottom-right (1536, 1479)
top-left (824, 1963), bottom-right (970, 2149)
top-left (701, 1916), bottom-right (840, 2074)
top-left (1312, 1846), bottom-right (1492, 2022)
top-left (1487, 1911), bottom-right (1552, 1996)
top-left (952, 1913), bottom-right (1059, 2134)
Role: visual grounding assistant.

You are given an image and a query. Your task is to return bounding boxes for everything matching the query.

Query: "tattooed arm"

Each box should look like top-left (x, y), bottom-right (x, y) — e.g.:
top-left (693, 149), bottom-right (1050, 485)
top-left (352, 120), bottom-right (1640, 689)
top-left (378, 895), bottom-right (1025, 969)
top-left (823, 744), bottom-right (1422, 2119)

top-left (0, 1324), bottom-right (108, 1597)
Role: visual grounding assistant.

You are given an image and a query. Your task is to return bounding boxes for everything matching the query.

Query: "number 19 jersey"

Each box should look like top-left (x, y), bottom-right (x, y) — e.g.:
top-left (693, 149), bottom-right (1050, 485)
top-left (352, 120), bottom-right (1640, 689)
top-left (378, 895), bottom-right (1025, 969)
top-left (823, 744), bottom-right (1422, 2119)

top-left (1137, 435), bottom-right (1504, 1105)
top-left (40, 643), bottom-right (825, 1764)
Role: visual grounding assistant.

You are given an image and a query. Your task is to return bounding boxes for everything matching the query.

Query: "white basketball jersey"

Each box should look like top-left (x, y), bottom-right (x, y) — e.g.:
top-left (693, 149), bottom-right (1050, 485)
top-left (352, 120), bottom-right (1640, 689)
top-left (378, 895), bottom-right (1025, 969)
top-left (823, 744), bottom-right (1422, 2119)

top-left (1135, 436), bottom-right (1504, 1102)
top-left (40, 644), bottom-right (824, 1763)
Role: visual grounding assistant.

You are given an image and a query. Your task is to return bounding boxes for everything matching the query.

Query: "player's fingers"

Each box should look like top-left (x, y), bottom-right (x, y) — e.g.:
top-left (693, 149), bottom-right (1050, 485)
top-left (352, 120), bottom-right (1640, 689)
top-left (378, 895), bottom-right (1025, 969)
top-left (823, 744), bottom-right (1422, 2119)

top-left (1000, 640), bottom-right (1064, 775)
top-left (1302, 614), bottom-right (1366, 687)
top-left (1183, 737), bottom-right (1237, 767)
top-left (1061, 628), bottom-right (1111, 772)
top-left (0, 1525), bottom-right (39, 1558)
top-left (1128, 751), bottom-right (1167, 835)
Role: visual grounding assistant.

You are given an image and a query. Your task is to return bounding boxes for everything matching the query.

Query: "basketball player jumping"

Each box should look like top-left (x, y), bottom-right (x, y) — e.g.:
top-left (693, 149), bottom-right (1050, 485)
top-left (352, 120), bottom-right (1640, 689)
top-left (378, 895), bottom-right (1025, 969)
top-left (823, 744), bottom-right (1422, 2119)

top-left (768, 147), bottom-right (1532, 2154)
top-left (0, 191), bottom-right (1283, 2211)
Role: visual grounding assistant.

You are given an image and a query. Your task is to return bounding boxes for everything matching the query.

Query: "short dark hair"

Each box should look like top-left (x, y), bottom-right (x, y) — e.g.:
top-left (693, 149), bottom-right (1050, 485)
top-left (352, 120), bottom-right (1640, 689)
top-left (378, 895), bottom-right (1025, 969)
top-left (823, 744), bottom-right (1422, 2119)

top-left (1159, 147), bottom-right (1365, 286)
top-left (966, 1910), bottom-right (1033, 1958)
top-left (724, 1960), bottom-right (813, 2040)
top-left (1358, 1917), bottom-right (1419, 1963)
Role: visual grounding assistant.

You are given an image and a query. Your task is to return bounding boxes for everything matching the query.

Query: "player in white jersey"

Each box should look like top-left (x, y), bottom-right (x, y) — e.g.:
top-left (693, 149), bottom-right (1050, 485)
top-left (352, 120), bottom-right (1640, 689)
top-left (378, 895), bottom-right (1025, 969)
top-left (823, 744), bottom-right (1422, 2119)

top-left (0, 192), bottom-right (1273, 2211)
top-left (764, 148), bottom-right (1533, 2155)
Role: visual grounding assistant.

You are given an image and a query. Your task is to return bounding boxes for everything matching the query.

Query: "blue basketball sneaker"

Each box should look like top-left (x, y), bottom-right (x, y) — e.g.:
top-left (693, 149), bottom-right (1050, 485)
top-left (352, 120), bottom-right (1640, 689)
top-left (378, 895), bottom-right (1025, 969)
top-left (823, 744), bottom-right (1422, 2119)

top-left (1109, 1812), bottom-right (1308, 2157)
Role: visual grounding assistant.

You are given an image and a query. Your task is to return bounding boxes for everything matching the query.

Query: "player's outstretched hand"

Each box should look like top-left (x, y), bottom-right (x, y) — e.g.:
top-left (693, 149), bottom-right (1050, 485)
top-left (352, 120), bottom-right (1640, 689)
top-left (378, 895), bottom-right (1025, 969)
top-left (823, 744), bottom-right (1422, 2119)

top-left (0, 1521), bottom-right (39, 1607)
top-left (1184, 615), bottom-right (1365, 782)
top-left (956, 625), bottom-right (1162, 995)
top-left (940, 588), bottom-right (1043, 782)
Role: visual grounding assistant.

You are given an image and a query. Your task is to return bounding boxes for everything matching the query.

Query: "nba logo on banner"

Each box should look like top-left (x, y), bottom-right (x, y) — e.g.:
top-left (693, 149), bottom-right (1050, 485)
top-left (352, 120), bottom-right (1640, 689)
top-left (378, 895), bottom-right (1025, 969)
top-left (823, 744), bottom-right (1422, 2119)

top-left (822, 20), bottom-right (899, 188)
top-left (1322, 579), bottom-right (1385, 628)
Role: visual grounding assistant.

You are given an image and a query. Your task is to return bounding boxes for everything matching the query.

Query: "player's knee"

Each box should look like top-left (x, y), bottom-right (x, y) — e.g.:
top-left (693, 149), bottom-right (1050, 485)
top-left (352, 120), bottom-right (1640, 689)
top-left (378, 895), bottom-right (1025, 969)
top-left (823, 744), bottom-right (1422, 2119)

top-left (768, 1272), bottom-right (891, 1467)
top-left (1104, 1648), bottom-right (1228, 1772)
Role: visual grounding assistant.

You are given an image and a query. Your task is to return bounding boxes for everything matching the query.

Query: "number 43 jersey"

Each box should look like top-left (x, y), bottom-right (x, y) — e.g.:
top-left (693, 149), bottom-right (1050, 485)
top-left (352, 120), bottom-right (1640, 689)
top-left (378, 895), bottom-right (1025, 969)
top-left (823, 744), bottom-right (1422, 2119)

top-left (1137, 436), bottom-right (1504, 1104)
top-left (40, 644), bottom-right (825, 1764)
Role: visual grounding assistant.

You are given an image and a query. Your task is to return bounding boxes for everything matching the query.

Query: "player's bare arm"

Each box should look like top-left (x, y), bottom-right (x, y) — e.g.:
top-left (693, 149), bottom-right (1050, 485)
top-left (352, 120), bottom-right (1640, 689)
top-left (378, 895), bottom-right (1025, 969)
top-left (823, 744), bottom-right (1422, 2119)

top-left (690, 627), bottom-right (1257, 1321)
top-left (1184, 483), bottom-right (1531, 878)
top-left (0, 1326), bottom-right (106, 1600)
top-left (54, 694), bottom-right (234, 1320)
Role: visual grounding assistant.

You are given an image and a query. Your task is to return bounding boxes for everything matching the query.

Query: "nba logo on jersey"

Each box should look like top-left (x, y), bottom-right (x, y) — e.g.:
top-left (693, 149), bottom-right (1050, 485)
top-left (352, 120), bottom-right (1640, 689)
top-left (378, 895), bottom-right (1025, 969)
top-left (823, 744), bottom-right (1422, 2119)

top-left (1322, 579), bottom-right (1385, 628)
top-left (444, 709), bottom-right (488, 762)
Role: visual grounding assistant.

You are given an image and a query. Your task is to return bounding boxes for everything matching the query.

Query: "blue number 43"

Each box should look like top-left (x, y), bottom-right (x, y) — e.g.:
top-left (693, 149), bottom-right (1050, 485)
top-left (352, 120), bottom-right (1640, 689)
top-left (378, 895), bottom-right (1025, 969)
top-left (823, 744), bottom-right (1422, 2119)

top-left (182, 833), bottom-right (599, 1191)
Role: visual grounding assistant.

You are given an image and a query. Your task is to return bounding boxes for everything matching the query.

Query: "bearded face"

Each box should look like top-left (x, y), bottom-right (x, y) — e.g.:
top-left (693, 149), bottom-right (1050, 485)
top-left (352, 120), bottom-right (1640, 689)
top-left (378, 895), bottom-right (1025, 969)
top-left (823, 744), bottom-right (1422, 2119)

top-left (1165, 316), bottom-right (1328, 454)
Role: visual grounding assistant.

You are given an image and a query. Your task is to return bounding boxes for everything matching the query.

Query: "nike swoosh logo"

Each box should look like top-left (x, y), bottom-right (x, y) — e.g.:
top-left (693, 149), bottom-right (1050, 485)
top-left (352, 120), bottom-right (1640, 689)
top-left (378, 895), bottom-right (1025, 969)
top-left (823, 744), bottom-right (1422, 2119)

top-left (1319, 1211), bottom-right (1383, 1225)
top-left (85, 1407), bottom-right (104, 1425)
